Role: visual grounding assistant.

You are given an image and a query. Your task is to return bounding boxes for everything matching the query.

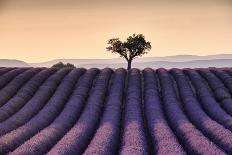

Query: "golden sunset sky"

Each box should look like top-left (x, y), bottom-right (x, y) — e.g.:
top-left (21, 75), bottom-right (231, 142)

top-left (0, 0), bottom-right (231, 62)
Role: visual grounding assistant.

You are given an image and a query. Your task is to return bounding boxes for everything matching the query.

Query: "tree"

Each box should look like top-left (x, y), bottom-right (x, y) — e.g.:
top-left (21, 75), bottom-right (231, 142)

top-left (66, 63), bottom-right (75, 68)
top-left (106, 34), bottom-right (151, 70)
top-left (52, 62), bottom-right (76, 68)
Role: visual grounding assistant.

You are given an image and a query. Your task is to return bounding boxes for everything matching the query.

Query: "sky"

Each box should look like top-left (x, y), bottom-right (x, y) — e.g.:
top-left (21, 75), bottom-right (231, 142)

top-left (0, 0), bottom-right (231, 63)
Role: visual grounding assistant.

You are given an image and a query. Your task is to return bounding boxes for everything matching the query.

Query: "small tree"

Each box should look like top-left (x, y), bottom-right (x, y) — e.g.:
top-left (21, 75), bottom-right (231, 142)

top-left (106, 34), bottom-right (151, 70)
top-left (52, 62), bottom-right (76, 68)
top-left (66, 63), bottom-right (75, 68)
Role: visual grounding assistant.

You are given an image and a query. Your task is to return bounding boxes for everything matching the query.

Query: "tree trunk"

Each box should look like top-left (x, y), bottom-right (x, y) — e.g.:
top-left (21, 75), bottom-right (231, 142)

top-left (127, 60), bottom-right (132, 70)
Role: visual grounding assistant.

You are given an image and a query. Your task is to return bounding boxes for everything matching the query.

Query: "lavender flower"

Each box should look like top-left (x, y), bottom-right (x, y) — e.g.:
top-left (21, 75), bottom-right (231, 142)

top-left (171, 68), bottom-right (232, 153)
top-left (47, 68), bottom-right (113, 155)
top-left (119, 68), bottom-right (149, 155)
top-left (143, 68), bottom-right (186, 155)
top-left (157, 68), bottom-right (225, 155)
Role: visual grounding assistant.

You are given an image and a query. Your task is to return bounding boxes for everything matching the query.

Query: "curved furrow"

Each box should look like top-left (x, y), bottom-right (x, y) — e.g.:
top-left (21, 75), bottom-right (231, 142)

top-left (184, 69), bottom-right (232, 131)
top-left (171, 69), bottom-right (232, 153)
top-left (10, 68), bottom-right (98, 155)
top-left (0, 68), bottom-right (70, 136)
top-left (0, 68), bottom-right (85, 154)
top-left (0, 68), bottom-right (57, 122)
top-left (83, 68), bottom-right (126, 155)
top-left (0, 68), bottom-right (28, 90)
top-left (0, 68), bottom-right (14, 76)
top-left (224, 68), bottom-right (232, 76)
top-left (119, 69), bottom-right (149, 155)
top-left (211, 69), bottom-right (232, 94)
top-left (143, 68), bottom-right (186, 155)
top-left (47, 68), bottom-right (113, 155)
top-left (157, 68), bottom-right (225, 155)
top-left (0, 68), bottom-right (41, 107)
top-left (200, 69), bottom-right (232, 116)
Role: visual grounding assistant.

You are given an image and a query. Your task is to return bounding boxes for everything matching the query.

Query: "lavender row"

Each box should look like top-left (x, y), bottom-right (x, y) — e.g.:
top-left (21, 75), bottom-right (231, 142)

top-left (157, 68), bottom-right (225, 154)
top-left (198, 69), bottom-right (231, 101)
top-left (143, 68), bottom-right (186, 155)
top-left (171, 68), bottom-right (232, 153)
top-left (201, 69), bottom-right (232, 116)
top-left (0, 68), bottom-right (57, 122)
top-left (184, 69), bottom-right (232, 132)
top-left (83, 68), bottom-right (126, 155)
top-left (0, 68), bottom-right (41, 107)
top-left (47, 68), bottom-right (113, 155)
top-left (0, 68), bottom-right (70, 136)
top-left (0, 68), bottom-right (14, 76)
top-left (0, 68), bottom-right (85, 154)
top-left (119, 69), bottom-right (149, 155)
top-left (211, 69), bottom-right (232, 95)
top-left (0, 68), bottom-right (28, 90)
top-left (224, 68), bottom-right (232, 76)
top-left (10, 68), bottom-right (99, 155)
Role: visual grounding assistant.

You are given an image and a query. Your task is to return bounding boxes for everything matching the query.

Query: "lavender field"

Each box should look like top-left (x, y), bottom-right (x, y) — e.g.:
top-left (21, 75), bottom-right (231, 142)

top-left (1, 67), bottom-right (232, 154)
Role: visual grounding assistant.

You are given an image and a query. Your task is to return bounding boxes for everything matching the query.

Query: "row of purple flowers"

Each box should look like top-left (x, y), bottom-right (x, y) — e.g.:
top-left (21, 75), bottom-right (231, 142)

top-left (0, 68), bottom-right (27, 90)
top-left (83, 68), bottom-right (126, 155)
top-left (10, 68), bottom-right (99, 155)
top-left (0, 68), bottom-right (41, 107)
top-left (0, 67), bottom-right (232, 154)
top-left (199, 69), bottom-right (232, 116)
top-left (185, 69), bottom-right (232, 132)
top-left (143, 68), bottom-right (186, 155)
top-left (0, 68), bottom-right (14, 76)
top-left (157, 68), bottom-right (225, 154)
top-left (172, 68), bottom-right (232, 153)
top-left (47, 68), bottom-right (112, 155)
top-left (0, 68), bottom-right (75, 154)
top-left (0, 68), bottom-right (57, 122)
top-left (120, 68), bottom-right (149, 154)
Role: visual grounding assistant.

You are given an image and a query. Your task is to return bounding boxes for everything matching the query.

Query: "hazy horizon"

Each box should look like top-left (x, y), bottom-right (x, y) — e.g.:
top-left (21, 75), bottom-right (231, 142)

top-left (0, 0), bottom-right (231, 63)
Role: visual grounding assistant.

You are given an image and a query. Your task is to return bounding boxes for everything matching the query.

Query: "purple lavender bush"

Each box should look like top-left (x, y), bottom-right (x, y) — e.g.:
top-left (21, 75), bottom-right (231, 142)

top-left (0, 68), bottom-right (86, 154)
top-left (157, 68), bottom-right (225, 154)
top-left (143, 68), bottom-right (186, 155)
top-left (9, 68), bottom-right (98, 155)
top-left (199, 69), bottom-right (232, 116)
top-left (0, 68), bottom-right (27, 90)
top-left (0, 68), bottom-right (41, 107)
top-left (83, 68), bottom-right (126, 155)
top-left (0, 68), bottom-right (14, 76)
top-left (0, 68), bottom-right (70, 136)
top-left (47, 68), bottom-right (113, 155)
top-left (171, 68), bottom-right (232, 153)
top-left (0, 68), bottom-right (57, 122)
top-left (119, 68), bottom-right (149, 155)
top-left (184, 69), bottom-right (232, 132)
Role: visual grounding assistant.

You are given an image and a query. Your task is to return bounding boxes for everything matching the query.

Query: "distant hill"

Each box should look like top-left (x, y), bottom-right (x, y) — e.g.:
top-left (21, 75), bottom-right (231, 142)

top-left (134, 54), bottom-right (232, 62)
top-left (29, 54), bottom-right (232, 68)
top-left (0, 59), bottom-right (30, 67)
top-left (74, 59), bottom-right (232, 69)
top-left (1, 54), bottom-right (232, 68)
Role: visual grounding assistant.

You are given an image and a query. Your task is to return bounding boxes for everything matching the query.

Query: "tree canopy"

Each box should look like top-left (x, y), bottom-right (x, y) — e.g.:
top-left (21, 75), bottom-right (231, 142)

top-left (52, 62), bottom-right (76, 68)
top-left (106, 34), bottom-right (151, 70)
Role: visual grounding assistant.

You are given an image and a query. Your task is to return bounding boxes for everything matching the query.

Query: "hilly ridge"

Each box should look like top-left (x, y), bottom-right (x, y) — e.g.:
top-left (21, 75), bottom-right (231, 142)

top-left (1, 54), bottom-right (232, 68)
top-left (0, 67), bottom-right (232, 154)
top-left (0, 59), bottom-right (30, 67)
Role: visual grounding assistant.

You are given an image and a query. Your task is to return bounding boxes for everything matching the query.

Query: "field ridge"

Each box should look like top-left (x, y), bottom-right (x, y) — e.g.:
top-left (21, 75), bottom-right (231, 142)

top-left (0, 67), bottom-right (232, 154)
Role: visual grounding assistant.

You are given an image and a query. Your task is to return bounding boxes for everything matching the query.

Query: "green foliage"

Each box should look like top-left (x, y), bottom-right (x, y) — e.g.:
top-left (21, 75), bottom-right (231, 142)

top-left (52, 62), bottom-right (76, 68)
top-left (106, 34), bottom-right (151, 70)
top-left (106, 34), bottom-right (151, 61)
